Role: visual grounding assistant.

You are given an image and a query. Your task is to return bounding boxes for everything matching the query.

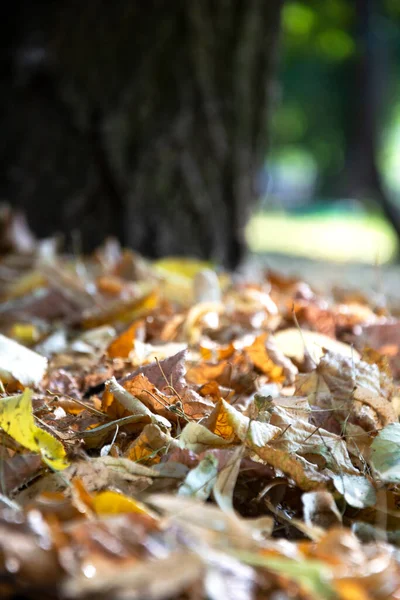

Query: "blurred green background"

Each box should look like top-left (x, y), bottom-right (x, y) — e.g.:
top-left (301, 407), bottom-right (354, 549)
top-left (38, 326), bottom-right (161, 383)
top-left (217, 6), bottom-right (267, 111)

top-left (247, 0), bottom-right (400, 264)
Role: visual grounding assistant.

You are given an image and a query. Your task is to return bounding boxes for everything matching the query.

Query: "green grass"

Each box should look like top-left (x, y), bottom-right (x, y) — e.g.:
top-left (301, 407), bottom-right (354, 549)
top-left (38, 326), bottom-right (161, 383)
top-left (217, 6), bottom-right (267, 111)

top-left (246, 211), bottom-right (398, 264)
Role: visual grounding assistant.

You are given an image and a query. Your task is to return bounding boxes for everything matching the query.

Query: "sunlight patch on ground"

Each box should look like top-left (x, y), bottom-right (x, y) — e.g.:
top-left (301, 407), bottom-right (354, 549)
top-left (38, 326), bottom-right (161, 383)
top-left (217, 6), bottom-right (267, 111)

top-left (246, 212), bottom-right (398, 264)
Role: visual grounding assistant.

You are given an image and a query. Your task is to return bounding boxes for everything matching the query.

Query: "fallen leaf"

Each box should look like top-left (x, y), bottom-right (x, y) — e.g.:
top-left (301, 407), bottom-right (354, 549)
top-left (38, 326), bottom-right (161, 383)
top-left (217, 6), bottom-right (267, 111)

top-left (0, 333), bottom-right (47, 386)
top-left (302, 491), bottom-right (342, 529)
top-left (244, 333), bottom-right (286, 383)
top-left (124, 423), bottom-right (173, 463)
top-left (0, 453), bottom-right (43, 494)
top-left (213, 445), bottom-right (244, 513)
top-left (107, 320), bottom-right (145, 358)
top-left (104, 376), bottom-right (171, 429)
top-left (370, 423), bottom-right (400, 482)
top-left (122, 348), bottom-right (188, 393)
top-left (0, 388), bottom-right (69, 470)
top-left (297, 351), bottom-right (397, 432)
top-left (178, 453), bottom-right (218, 500)
top-left (332, 474), bottom-right (376, 509)
top-left (92, 490), bottom-right (158, 518)
top-left (179, 422), bottom-right (232, 453)
top-left (274, 328), bottom-right (360, 364)
top-left (252, 445), bottom-right (330, 491)
top-left (205, 398), bottom-right (281, 446)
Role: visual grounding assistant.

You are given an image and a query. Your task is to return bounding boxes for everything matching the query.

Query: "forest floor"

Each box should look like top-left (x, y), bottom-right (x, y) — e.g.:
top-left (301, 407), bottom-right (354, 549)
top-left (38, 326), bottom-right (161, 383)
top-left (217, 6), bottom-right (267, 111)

top-left (247, 252), bottom-right (400, 306)
top-left (2, 239), bottom-right (400, 599)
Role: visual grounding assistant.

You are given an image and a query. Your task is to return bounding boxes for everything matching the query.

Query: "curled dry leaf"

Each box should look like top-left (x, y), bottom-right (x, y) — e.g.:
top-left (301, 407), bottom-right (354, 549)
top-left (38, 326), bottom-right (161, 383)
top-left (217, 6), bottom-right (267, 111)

top-left (104, 376), bottom-right (171, 429)
top-left (297, 351), bottom-right (397, 432)
top-left (124, 423), bottom-right (175, 464)
top-left (205, 398), bottom-right (281, 446)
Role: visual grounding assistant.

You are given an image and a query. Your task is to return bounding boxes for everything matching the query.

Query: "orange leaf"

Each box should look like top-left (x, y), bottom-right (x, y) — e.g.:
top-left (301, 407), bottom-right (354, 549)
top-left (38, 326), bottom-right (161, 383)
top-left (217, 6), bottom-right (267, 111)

top-left (124, 424), bottom-right (170, 464)
top-left (245, 333), bottom-right (285, 382)
top-left (96, 275), bottom-right (124, 296)
top-left (107, 320), bottom-right (145, 358)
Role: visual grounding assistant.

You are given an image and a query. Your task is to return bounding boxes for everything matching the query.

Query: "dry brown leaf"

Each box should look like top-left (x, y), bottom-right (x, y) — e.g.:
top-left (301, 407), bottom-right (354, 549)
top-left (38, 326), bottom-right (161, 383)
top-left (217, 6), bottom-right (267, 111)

top-left (104, 377), bottom-right (171, 429)
top-left (314, 352), bottom-right (397, 431)
top-left (124, 424), bottom-right (173, 464)
top-left (123, 348), bottom-right (188, 392)
top-left (0, 453), bottom-right (43, 494)
top-left (253, 444), bottom-right (331, 491)
top-left (178, 422), bottom-right (232, 453)
top-left (302, 491), bottom-right (342, 529)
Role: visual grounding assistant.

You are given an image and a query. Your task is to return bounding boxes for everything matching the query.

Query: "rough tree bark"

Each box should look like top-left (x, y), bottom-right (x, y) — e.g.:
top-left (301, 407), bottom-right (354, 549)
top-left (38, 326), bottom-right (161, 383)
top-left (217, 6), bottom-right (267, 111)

top-left (1, 0), bottom-right (283, 268)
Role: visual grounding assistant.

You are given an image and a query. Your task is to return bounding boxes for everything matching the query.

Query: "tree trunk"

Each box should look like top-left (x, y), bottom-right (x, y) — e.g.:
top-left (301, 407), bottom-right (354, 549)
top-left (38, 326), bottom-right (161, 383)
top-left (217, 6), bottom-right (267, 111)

top-left (1, 0), bottom-right (282, 268)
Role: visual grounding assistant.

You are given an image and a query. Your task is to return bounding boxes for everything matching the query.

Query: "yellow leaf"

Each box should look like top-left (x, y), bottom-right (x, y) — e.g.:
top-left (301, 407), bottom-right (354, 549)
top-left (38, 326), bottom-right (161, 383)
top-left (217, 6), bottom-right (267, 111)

top-left (153, 257), bottom-right (214, 279)
top-left (9, 323), bottom-right (40, 345)
top-left (82, 290), bottom-right (158, 329)
top-left (0, 389), bottom-right (69, 470)
top-left (92, 490), bottom-right (156, 517)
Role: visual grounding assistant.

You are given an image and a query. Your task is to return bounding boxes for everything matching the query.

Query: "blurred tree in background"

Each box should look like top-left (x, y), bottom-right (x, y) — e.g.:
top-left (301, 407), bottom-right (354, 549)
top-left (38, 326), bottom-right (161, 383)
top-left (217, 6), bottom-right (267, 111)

top-left (0, 0), bottom-right (282, 268)
top-left (271, 0), bottom-right (400, 215)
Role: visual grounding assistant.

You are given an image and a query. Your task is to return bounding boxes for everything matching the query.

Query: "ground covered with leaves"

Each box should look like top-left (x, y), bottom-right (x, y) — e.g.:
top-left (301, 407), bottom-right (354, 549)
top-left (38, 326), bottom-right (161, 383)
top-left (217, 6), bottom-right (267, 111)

top-left (1, 235), bottom-right (400, 599)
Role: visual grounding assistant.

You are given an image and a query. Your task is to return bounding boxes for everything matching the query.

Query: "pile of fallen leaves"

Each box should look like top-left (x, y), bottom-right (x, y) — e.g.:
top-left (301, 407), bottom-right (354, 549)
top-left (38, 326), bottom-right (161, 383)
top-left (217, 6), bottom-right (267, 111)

top-left (1, 235), bottom-right (400, 599)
